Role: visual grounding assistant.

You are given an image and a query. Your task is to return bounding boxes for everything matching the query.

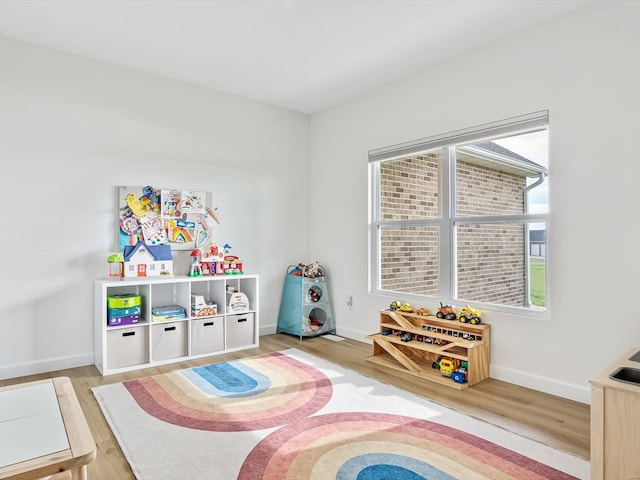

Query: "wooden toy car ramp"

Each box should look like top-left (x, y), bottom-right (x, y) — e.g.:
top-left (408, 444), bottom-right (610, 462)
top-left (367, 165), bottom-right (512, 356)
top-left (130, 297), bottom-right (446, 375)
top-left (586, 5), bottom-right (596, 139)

top-left (366, 309), bottom-right (490, 390)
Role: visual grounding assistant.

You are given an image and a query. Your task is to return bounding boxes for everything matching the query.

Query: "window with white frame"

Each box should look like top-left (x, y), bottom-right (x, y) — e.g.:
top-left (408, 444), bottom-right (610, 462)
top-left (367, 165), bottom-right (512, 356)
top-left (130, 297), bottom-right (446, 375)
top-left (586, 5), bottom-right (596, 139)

top-left (369, 111), bottom-right (549, 313)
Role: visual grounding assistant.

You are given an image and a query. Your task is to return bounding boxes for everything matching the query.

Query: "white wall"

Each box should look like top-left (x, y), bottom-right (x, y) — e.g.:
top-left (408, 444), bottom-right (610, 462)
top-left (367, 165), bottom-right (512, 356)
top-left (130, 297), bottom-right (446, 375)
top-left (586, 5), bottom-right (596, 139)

top-left (0, 36), bottom-right (310, 379)
top-left (310, 1), bottom-right (640, 404)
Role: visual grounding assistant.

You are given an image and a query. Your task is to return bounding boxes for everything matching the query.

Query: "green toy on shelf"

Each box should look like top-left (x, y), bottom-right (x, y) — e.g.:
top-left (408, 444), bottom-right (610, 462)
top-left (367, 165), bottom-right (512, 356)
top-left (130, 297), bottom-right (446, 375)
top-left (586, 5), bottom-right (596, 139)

top-left (107, 253), bottom-right (124, 278)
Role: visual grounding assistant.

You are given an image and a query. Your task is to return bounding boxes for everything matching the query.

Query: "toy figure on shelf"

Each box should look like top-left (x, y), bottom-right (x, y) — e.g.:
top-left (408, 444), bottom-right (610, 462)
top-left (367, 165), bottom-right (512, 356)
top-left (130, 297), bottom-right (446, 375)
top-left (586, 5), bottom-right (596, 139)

top-left (188, 249), bottom-right (203, 277)
top-left (201, 243), bottom-right (222, 275)
top-left (107, 253), bottom-right (124, 278)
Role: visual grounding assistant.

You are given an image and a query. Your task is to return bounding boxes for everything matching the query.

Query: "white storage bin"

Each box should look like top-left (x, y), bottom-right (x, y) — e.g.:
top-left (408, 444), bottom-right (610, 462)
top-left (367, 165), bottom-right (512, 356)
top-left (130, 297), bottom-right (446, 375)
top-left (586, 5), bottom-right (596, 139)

top-left (152, 321), bottom-right (187, 361)
top-left (107, 326), bottom-right (148, 369)
top-left (191, 317), bottom-right (224, 356)
top-left (226, 313), bottom-right (255, 349)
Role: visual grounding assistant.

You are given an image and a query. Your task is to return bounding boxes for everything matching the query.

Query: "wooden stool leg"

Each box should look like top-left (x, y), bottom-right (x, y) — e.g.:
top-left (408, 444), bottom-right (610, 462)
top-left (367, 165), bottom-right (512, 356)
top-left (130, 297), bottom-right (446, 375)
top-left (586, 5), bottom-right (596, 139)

top-left (72, 465), bottom-right (88, 480)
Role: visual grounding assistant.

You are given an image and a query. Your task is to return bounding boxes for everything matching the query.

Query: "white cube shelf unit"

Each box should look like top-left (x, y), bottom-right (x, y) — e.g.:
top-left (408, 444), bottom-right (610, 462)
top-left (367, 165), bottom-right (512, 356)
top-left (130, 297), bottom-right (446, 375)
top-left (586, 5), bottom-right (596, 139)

top-left (95, 274), bottom-right (259, 375)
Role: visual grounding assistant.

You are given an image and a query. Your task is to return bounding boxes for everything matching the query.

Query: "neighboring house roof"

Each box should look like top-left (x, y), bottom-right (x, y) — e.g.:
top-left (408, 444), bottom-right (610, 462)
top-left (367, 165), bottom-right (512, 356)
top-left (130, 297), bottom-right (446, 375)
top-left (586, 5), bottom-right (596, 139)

top-left (123, 241), bottom-right (173, 262)
top-left (475, 141), bottom-right (539, 166)
top-left (458, 141), bottom-right (547, 178)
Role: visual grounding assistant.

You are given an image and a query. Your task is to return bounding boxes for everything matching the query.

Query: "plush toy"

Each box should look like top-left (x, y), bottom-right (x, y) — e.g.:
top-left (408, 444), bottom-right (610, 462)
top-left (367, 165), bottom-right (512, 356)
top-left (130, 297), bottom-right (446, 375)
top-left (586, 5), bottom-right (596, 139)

top-left (303, 261), bottom-right (324, 278)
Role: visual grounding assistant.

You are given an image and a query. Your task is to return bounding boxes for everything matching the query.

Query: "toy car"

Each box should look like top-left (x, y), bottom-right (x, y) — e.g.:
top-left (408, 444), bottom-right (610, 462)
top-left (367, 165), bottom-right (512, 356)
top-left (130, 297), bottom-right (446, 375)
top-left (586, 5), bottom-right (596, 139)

top-left (436, 302), bottom-right (457, 320)
top-left (432, 355), bottom-right (443, 369)
top-left (415, 307), bottom-right (430, 316)
top-left (451, 369), bottom-right (467, 383)
top-left (439, 358), bottom-right (456, 377)
top-left (389, 300), bottom-right (401, 311)
top-left (458, 305), bottom-right (482, 324)
top-left (400, 332), bottom-right (413, 342)
top-left (399, 303), bottom-right (413, 313)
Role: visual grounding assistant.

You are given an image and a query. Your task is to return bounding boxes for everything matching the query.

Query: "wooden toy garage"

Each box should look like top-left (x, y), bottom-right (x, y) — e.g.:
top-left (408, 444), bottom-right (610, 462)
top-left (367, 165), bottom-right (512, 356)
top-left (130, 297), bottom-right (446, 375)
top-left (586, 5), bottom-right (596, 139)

top-left (277, 264), bottom-right (336, 339)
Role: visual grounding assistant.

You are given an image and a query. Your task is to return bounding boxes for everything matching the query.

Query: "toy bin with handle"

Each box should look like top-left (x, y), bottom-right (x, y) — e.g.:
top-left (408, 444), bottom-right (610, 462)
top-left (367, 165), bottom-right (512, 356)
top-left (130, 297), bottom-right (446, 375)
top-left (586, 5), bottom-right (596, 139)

top-left (107, 294), bottom-right (142, 309)
top-left (276, 264), bottom-right (336, 340)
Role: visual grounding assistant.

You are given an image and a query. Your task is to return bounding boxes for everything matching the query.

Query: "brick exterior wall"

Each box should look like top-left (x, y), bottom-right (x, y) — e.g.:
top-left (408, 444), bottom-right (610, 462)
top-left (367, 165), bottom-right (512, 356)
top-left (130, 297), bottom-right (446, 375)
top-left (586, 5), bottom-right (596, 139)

top-left (380, 153), bottom-right (440, 295)
top-left (379, 152), bottom-right (528, 306)
top-left (380, 225), bottom-right (440, 295)
top-left (456, 223), bottom-right (526, 306)
top-left (380, 153), bottom-right (439, 220)
top-left (456, 161), bottom-right (525, 216)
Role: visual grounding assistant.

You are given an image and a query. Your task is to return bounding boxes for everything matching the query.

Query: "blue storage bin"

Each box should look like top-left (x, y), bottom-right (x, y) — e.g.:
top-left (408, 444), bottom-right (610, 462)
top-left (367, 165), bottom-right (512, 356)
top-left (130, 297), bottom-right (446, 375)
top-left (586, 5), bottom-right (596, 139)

top-left (108, 305), bottom-right (142, 319)
top-left (276, 265), bottom-right (336, 339)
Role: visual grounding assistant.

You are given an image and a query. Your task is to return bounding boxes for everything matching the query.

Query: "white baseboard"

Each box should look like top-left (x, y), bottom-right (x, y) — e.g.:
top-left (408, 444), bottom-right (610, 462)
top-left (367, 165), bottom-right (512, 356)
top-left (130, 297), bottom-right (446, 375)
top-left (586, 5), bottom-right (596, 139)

top-left (491, 364), bottom-right (590, 405)
top-left (259, 323), bottom-right (278, 336)
top-left (0, 352), bottom-right (95, 381)
top-left (335, 326), bottom-right (370, 343)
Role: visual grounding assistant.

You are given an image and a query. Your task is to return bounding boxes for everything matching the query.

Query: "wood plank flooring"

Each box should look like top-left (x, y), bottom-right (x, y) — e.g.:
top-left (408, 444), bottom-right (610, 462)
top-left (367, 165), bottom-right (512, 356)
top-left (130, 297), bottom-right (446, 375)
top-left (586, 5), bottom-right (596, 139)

top-left (0, 334), bottom-right (590, 479)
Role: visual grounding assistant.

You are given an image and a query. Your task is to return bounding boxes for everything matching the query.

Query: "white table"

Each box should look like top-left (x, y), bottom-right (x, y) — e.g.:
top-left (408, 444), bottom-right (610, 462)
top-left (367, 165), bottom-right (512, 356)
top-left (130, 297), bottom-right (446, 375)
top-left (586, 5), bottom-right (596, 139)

top-left (0, 378), bottom-right (96, 480)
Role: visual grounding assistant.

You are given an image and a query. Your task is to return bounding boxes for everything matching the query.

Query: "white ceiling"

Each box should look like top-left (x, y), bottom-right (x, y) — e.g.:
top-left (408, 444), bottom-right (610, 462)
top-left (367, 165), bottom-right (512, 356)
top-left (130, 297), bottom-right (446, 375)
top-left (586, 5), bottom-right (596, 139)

top-left (0, 0), bottom-right (594, 114)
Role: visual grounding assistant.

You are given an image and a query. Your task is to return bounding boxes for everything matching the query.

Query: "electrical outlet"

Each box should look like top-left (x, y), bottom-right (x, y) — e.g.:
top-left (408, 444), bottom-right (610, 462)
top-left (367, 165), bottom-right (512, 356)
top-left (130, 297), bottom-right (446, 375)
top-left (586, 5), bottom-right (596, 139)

top-left (347, 296), bottom-right (353, 308)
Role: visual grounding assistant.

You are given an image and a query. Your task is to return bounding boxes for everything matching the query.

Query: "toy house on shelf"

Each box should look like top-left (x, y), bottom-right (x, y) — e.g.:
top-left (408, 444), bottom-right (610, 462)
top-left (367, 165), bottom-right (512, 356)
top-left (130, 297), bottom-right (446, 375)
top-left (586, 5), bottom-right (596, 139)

top-left (199, 243), bottom-right (243, 275)
top-left (123, 241), bottom-right (173, 278)
top-left (221, 255), bottom-right (243, 274)
top-left (200, 244), bottom-right (222, 275)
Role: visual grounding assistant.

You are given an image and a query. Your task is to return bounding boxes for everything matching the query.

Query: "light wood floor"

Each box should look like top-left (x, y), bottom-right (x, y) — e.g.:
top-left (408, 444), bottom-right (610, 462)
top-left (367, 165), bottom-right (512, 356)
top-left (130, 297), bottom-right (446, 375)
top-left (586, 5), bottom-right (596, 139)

top-left (0, 334), bottom-right (590, 479)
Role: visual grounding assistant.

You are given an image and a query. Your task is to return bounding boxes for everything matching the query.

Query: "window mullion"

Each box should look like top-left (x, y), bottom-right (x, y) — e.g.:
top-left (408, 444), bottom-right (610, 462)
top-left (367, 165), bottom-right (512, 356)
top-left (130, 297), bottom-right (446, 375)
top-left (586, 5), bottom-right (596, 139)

top-left (370, 162), bottom-right (381, 292)
top-left (454, 213), bottom-right (549, 225)
top-left (441, 146), bottom-right (454, 301)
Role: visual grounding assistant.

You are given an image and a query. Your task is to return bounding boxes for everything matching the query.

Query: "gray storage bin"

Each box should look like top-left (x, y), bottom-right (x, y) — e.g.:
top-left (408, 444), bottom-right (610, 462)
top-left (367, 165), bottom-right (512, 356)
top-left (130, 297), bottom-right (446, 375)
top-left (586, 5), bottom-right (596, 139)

top-left (191, 317), bottom-right (224, 355)
top-left (226, 312), bottom-right (255, 349)
top-left (152, 321), bottom-right (187, 361)
top-left (107, 326), bottom-right (148, 369)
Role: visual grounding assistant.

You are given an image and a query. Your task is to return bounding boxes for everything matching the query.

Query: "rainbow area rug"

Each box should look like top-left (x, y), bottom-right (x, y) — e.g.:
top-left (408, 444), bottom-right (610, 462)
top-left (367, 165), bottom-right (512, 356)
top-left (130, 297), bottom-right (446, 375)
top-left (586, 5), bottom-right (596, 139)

top-left (92, 349), bottom-right (589, 479)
